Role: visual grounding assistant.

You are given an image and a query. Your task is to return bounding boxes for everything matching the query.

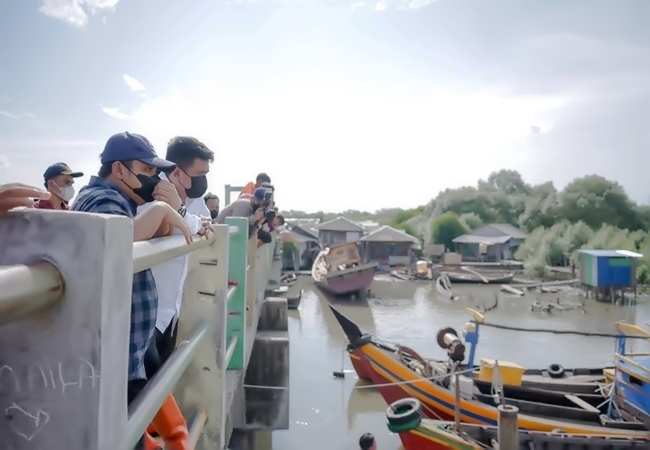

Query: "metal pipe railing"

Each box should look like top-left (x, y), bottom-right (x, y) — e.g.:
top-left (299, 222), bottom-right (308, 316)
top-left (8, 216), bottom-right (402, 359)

top-left (0, 261), bottom-right (64, 324)
top-left (126, 320), bottom-right (213, 448)
top-left (133, 234), bottom-right (214, 273)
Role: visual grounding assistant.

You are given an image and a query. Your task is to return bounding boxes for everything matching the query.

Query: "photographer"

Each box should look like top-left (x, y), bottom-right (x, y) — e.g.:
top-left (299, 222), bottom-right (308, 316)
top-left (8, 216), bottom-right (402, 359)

top-left (215, 187), bottom-right (274, 247)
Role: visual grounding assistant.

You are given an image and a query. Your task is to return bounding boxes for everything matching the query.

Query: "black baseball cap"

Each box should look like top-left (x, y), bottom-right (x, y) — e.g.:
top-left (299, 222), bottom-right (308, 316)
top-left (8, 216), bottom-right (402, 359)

top-left (43, 163), bottom-right (84, 183)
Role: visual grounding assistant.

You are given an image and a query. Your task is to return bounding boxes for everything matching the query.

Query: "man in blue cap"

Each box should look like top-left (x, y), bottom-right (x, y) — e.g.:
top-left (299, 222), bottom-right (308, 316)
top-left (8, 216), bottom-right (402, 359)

top-left (34, 162), bottom-right (84, 209)
top-left (71, 132), bottom-right (193, 450)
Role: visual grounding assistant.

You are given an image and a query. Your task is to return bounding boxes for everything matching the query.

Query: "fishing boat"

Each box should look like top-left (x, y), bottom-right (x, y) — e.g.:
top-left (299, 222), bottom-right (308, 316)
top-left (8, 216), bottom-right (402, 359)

top-left (311, 241), bottom-right (378, 296)
top-left (613, 322), bottom-right (650, 428)
top-left (386, 397), bottom-right (650, 449)
top-left (339, 306), bottom-right (610, 396)
top-left (330, 306), bottom-right (647, 436)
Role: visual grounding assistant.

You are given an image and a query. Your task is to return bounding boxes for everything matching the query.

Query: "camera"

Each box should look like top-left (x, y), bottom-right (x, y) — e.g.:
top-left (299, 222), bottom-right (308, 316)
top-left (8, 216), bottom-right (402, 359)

top-left (261, 183), bottom-right (276, 222)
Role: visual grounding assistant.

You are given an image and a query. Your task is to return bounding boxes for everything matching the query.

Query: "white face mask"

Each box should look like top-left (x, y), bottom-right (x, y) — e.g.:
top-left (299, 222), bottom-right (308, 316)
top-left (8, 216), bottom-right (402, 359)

top-left (56, 185), bottom-right (75, 202)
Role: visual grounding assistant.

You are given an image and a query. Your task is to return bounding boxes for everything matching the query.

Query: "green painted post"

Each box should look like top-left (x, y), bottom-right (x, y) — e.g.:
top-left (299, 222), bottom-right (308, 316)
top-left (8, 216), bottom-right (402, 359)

top-left (225, 217), bottom-right (248, 370)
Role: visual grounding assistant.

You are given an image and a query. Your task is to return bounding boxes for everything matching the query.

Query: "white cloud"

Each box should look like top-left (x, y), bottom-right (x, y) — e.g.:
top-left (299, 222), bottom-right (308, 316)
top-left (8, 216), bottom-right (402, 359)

top-left (100, 77), bottom-right (567, 211)
top-left (0, 155), bottom-right (10, 169)
top-left (101, 106), bottom-right (131, 120)
top-left (123, 74), bottom-right (147, 93)
top-left (39, 0), bottom-right (121, 28)
top-left (0, 111), bottom-right (35, 119)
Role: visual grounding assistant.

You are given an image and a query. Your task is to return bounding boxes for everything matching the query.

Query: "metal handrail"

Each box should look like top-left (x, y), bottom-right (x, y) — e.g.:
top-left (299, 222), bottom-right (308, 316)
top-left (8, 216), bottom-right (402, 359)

top-left (126, 319), bottom-right (213, 448)
top-left (0, 261), bottom-right (64, 324)
top-left (133, 234), bottom-right (214, 273)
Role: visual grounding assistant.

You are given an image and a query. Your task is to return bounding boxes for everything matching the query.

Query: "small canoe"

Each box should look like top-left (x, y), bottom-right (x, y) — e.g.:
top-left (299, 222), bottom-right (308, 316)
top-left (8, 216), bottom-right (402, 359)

top-left (387, 398), bottom-right (650, 450)
top-left (446, 272), bottom-right (515, 284)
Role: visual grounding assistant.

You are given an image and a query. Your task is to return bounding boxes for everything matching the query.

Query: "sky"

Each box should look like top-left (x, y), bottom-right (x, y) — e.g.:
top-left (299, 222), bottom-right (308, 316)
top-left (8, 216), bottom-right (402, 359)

top-left (0, 0), bottom-right (649, 212)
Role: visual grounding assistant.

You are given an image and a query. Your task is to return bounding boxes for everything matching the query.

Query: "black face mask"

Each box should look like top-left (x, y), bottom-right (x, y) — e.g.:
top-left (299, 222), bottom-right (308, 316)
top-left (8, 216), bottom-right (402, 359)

top-left (210, 209), bottom-right (219, 219)
top-left (184, 174), bottom-right (208, 199)
top-left (131, 173), bottom-right (160, 203)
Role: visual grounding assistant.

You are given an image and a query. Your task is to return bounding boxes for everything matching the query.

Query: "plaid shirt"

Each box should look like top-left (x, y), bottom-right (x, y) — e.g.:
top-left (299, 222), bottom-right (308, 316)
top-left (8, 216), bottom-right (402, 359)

top-left (71, 176), bottom-right (158, 381)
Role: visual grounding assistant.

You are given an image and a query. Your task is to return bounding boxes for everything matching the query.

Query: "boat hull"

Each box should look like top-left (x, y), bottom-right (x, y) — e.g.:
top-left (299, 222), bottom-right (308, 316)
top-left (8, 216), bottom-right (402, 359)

top-left (316, 263), bottom-right (377, 296)
top-left (396, 419), bottom-right (650, 450)
top-left (348, 351), bottom-right (608, 396)
top-left (350, 343), bottom-right (648, 437)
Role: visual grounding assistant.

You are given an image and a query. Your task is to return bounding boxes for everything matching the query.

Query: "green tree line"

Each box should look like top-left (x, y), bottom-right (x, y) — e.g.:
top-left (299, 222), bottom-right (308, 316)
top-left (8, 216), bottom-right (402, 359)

top-left (282, 169), bottom-right (650, 280)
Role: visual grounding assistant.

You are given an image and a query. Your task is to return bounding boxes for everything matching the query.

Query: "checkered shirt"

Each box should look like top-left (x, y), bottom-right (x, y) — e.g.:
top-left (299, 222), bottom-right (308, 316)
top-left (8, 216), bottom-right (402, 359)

top-left (71, 176), bottom-right (158, 381)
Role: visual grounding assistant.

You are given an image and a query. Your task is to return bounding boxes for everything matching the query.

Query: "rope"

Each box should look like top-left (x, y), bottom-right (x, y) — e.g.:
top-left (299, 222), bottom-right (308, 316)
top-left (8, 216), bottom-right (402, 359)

top-left (489, 360), bottom-right (504, 406)
top-left (476, 320), bottom-right (650, 339)
top-left (243, 366), bottom-right (478, 391)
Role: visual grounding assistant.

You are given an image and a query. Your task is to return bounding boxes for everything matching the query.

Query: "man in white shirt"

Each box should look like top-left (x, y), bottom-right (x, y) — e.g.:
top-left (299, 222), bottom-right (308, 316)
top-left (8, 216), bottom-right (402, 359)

top-left (139, 136), bottom-right (214, 377)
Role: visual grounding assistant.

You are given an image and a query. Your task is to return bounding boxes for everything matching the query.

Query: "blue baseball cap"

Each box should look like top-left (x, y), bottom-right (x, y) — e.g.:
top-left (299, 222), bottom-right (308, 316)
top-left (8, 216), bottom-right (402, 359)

top-left (100, 132), bottom-right (176, 172)
top-left (253, 187), bottom-right (266, 201)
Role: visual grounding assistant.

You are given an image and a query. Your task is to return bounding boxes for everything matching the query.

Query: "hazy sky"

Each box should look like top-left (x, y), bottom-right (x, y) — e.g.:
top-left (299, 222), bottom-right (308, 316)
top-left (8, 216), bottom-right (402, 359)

top-left (0, 0), bottom-right (648, 211)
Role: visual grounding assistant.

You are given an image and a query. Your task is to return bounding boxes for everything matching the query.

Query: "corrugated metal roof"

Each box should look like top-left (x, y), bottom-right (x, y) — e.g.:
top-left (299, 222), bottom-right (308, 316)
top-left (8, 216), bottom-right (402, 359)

top-left (579, 249), bottom-right (644, 258)
top-left (469, 223), bottom-right (528, 240)
top-left (452, 234), bottom-right (512, 244)
top-left (316, 216), bottom-right (365, 232)
top-left (360, 225), bottom-right (420, 243)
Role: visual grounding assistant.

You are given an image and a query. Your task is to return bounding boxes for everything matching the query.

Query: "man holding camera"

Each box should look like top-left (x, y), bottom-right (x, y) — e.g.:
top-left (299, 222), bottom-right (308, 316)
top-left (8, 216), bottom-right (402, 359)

top-left (215, 187), bottom-right (274, 248)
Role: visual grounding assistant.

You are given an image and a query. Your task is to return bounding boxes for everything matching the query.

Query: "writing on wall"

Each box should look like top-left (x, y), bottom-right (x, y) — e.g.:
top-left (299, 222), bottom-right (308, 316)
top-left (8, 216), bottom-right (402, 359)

top-left (1, 358), bottom-right (100, 441)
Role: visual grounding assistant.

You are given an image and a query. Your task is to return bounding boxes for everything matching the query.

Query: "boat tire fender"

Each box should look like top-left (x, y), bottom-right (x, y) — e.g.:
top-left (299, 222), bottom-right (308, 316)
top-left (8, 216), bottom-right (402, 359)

top-left (386, 398), bottom-right (422, 430)
top-left (350, 334), bottom-right (372, 348)
top-left (547, 363), bottom-right (565, 379)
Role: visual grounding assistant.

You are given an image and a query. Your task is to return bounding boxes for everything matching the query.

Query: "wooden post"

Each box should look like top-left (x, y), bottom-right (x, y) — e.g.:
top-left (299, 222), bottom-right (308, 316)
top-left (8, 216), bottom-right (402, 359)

top-left (454, 371), bottom-right (461, 430)
top-left (497, 404), bottom-right (519, 450)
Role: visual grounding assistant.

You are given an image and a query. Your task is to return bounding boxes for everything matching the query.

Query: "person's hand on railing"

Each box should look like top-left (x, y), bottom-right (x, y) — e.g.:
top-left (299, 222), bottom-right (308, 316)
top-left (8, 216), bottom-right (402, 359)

top-left (162, 206), bottom-right (193, 244)
top-left (198, 217), bottom-right (213, 238)
top-left (0, 183), bottom-right (50, 214)
top-left (228, 279), bottom-right (238, 286)
top-left (153, 180), bottom-right (182, 211)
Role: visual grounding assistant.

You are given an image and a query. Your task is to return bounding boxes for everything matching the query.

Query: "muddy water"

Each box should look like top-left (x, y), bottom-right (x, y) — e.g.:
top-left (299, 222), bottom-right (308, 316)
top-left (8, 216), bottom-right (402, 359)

top-left (269, 277), bottom-right (650, 450)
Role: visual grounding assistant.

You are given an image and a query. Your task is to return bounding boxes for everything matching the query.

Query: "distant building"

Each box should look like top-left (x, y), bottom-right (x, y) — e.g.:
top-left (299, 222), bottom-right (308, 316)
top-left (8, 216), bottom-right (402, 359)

top-left (359, 225), bottom-right (421, 266)
top-left (316, 217), bottom-right (365, 246)
top-left (578, 249), bottom-right (643, 303)
top-left (452, 223), bottom-right (528, 261)
top-left (357, 220), bottom-right (382, 233)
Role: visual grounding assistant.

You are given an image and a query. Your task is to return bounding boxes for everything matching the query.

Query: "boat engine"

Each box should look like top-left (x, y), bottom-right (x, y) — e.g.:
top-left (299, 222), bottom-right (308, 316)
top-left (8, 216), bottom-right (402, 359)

top-left (436, 327), bottom-right (466, 362)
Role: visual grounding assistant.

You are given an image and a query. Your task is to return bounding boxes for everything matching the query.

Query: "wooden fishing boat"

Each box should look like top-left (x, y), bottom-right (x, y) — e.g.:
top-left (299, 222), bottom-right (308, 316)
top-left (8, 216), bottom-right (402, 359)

top-left (329, 306), bottom-right (648, 436)
top-left (340, 307), bottom-right (611, 396)
top-left (613, 322), bottom-right (650, 428)
top-left (387, 397), bottom-right (650, 449)
top-left (311, 242), bottom-right (377, 296)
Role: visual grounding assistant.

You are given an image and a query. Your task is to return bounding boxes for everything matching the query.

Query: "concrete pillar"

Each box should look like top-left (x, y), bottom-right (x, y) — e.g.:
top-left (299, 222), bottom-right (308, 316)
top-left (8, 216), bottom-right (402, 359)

top-left (173, 223), bottom-right (233, 450)
top-left (242, 297), bottom-right (289, 430)
top-left (0, 210), bottom-right (132, 450)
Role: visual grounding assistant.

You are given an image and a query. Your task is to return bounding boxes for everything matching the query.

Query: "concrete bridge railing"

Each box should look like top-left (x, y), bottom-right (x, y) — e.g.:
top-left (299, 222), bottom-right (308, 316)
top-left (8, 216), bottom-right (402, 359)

top-left (0, 209), bottom-right (274, 450)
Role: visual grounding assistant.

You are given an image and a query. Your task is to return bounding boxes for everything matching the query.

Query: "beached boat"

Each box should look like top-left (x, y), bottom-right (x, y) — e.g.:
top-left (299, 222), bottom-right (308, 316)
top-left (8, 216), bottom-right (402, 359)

top-left (311, 242), bottom-right (378, 296)
top-left (387, 397), bottom-right (650, 449)
top-left (330, 306), bottom-right (647, 436)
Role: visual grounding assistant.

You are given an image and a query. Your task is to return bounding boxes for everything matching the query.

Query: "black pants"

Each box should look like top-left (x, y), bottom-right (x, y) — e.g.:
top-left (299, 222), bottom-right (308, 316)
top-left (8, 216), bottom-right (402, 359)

top-left (128, 378), bottom-right (148, 449)
top-left (144, 320), bottom-right (179, 379)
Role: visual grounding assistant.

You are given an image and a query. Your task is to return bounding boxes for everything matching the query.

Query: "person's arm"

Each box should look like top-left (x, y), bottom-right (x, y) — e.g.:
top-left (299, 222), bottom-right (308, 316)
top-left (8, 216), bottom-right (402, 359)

top-left (215, 203), bottom-right (235, 224)
top-left (133, 202), bottom-right (175, 241)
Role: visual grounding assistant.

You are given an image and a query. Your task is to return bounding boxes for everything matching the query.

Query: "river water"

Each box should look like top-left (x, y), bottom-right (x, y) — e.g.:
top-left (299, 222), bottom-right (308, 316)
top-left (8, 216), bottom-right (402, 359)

top-left (267, 277), bottom-right (650, 450)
